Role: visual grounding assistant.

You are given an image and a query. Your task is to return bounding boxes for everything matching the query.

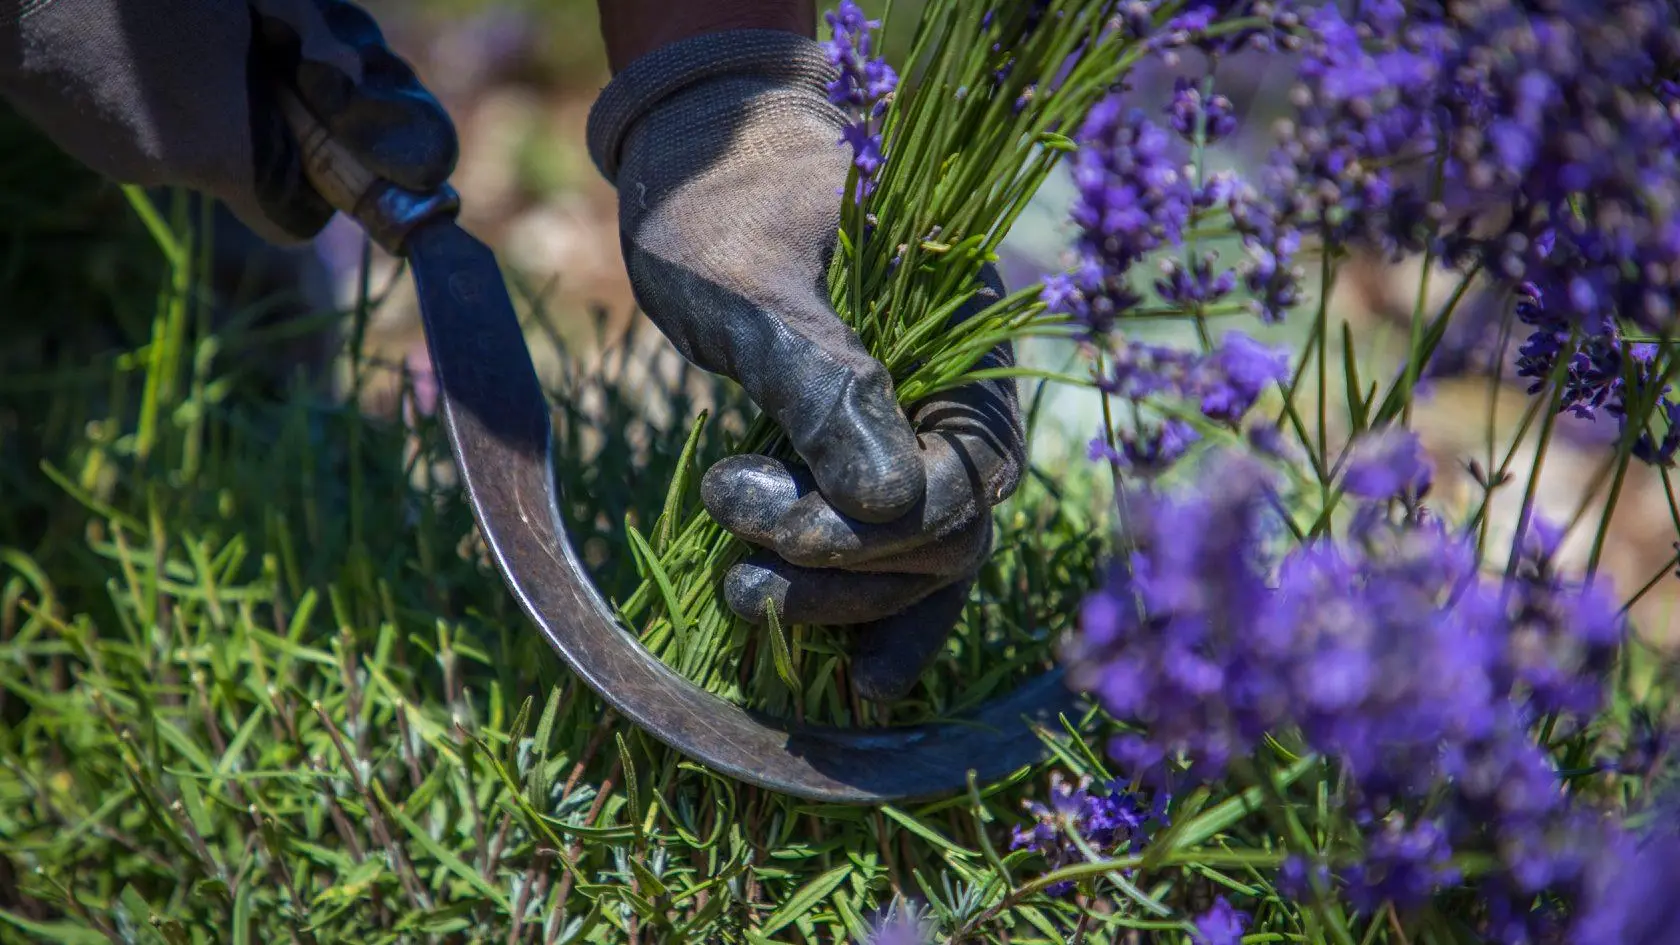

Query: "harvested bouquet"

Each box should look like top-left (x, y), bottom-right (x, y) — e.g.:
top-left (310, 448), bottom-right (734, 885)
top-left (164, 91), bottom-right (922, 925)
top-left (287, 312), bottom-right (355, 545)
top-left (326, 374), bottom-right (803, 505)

top-left (616, 0), bottom-right (1188, 720)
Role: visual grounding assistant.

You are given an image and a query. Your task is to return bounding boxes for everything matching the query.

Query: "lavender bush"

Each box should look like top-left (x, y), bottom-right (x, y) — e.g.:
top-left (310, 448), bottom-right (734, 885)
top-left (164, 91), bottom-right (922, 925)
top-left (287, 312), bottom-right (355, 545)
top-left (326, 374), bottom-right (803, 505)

top-left (814, 0), bottom-right (1680, 941)
top-left (5, 0), bottom-right (1680, 942)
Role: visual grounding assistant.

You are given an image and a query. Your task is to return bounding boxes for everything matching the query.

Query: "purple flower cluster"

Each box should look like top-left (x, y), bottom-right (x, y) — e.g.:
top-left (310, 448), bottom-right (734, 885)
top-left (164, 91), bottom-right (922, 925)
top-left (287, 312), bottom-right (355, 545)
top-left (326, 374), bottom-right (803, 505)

top-left (1190, 896), bottom-right (1249, 945)
top-left (1273, 0), bottom-right (1680, 461)
top-left (1086, 331), bottom-right (1290, 475)
top-left (1344, 815), bottom-right (1460, 912)
top-left (1062, 435), bottom-right (1628, 938)
top-left (823, 0), bottom-right (897, 203)
top-left (1573, 827), bottom-right (1680, 943)
top-left (1045, 71), bottom-right (1306, 333)
top-left (1514, 281), bottom-right (1680, 466)
top-left (1122, 0), bottom-right (1303, 58)
top-left (1166, 78), bottom-right (1237, 145)
top-left (1009, 772), bottom-right (1163, 896)
top-left (1342, 427), bottom-right (1433, 500)
top-left (1046, 99), bottom-right (1194, 335)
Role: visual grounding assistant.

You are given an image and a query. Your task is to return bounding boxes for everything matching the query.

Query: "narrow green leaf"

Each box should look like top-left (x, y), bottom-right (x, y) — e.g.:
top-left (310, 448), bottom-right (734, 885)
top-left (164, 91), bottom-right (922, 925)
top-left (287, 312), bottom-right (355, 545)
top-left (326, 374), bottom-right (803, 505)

top-left (0, 909), bottom-right (109, 945)
top-left (880, 805), bottom-right (976, 859)
top-left (1342, 321), bottom-right (1368, 433)
top-left (628, 857), bottom-right (668, 900)
top-left (763, 599), bottom-right (799, 693)
top-left (616, 732), bottom-right (642, 840)
top-left (1015, 905), bottom-right (1065, 941)
top-left (759, 864), bottom-right (852, 936)
top-left (534, 684), bottom-right (563, 751)
top-left (657, 410), bottom-right (709, 552)
top-left (375, 781), bottom-right (511, 910)
top-left (625, 524), bottom-right (687, 636)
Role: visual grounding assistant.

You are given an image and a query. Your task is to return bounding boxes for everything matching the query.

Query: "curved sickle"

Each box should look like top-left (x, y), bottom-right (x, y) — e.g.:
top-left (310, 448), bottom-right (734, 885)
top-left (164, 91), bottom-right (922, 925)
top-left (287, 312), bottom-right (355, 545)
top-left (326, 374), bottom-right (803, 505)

top-left (407, 221), bottom-right (1085, 804)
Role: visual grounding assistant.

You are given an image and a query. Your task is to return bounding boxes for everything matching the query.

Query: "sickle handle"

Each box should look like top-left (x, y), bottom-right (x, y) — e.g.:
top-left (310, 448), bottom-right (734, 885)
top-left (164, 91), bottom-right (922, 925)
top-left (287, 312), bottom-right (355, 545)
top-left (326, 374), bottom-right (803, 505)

top-left (278, 91), bottom-right (461, 257)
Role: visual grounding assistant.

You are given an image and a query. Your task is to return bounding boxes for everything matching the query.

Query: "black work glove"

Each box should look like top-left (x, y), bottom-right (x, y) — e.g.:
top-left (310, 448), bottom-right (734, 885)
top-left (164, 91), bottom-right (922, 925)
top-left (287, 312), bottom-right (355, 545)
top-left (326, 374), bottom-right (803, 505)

top-left (0, 0), bottom-right (457, 246)
top-left (587, 30), bottom-right (1026, 702)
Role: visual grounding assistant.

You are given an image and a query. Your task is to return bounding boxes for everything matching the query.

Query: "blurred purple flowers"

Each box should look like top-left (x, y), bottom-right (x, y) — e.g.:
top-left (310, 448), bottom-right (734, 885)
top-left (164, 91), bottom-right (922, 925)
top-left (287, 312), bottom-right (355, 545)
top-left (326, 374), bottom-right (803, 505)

top-left (824, 0), bottom-right (898, 203)
top-left (1574, 828), bottom-right (1680, 944)
top-left (1062, 435), bottom-right (1628, 938)
top-left (861, 900), bottom-right (932, 945)
top-left (1019, 1), bottom-right (1680, 936)
top-left (1085, 331), bottom-right (1289, 476)
top-left (1191, 896), bottom-right (1249, 945)
top-left (1342, 427), bottom-right (1433, 499)
top-left (1272, 0), bottom-right (1680, 463)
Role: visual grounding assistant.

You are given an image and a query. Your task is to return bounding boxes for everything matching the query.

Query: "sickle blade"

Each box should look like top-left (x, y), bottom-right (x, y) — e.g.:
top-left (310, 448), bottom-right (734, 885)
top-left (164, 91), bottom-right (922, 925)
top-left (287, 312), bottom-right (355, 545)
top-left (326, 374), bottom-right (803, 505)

top-left (405, 220), bottom-right (1083, 804)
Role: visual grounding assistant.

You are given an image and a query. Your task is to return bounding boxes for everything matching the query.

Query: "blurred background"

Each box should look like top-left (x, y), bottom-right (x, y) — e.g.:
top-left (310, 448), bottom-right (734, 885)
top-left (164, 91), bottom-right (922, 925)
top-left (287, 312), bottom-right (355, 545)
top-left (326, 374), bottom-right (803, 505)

top-left (3, 0), bottom-right (1677, 642)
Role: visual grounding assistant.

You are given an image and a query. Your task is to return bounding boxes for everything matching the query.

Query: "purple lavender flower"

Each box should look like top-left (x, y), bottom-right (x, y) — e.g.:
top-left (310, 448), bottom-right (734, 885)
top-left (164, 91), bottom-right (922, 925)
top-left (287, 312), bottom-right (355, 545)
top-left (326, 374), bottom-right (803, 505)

top-left (1274, 0), bottom-right (1680, 455)
top-left (1342, 428), bottom-right (1433, 500)
top-left (1635, 400), bottom-right (1680, 467)
top-left (1064, 455), bottom-right (1280, 781)
top-left (824, 1), bottom-right (897, 203)
top-left (1009, 772), bottom-right (1158, 896)
top-left (1278, 855), bottom-right (1331, 901)
top-left (1573, 828), bottom-right (1680, 945)
top-left (1198, 332), bottom-right (1290, 422)
top-left (1228, 181), bottom-right (1305, 323)
top-left (1088, 332), bottom-right (1287, 477)
top-left (1156, 253), bottom-right (1238, 308)
top-left (1190, 896), bottom-right (1249, 945)
top-left (1104, 332), bottom-right (1288, 420)
top-left (1499, 517), bottom-right (1624, 719)
top-left (1166, 77), bottom-right (1238, 145)
top-left (1344, 816), bottom-right (1460, 911)
top-left (1090, 419), bottom-right (1201, 475)
top-left (1044, 98), bottom-right (1194, 334)
top-left (861, 901), bottom-right (932, 945)
top-left (1064, 446), bottom-right (1628, 935)
top-left (1513, 284), bottom-right (1680, 466)
top-left (1140, 1), bottom-right (1300, 57)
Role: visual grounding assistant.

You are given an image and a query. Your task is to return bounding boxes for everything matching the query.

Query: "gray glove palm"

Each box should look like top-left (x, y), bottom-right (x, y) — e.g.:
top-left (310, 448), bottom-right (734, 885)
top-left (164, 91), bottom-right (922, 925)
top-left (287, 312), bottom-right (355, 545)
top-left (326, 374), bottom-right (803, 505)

top-left (588, 30), bottom-right (1025, 702)
top-left (0, 0), bottom-right (456, 245)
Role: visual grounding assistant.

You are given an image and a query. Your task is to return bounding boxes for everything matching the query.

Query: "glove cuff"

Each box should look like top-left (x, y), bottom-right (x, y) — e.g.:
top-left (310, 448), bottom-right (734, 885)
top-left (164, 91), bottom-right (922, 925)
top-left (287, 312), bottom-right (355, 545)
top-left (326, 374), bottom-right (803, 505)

top-left (586, 28), bottom-right (837, 186)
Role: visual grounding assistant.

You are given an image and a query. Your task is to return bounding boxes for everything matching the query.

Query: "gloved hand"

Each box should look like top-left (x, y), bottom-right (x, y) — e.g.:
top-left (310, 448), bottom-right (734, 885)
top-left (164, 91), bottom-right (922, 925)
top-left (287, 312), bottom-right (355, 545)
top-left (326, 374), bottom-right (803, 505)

top-left (587, 30), bottom-right (1026, 702)
top-left (0, 0), bottom-right (456, 246)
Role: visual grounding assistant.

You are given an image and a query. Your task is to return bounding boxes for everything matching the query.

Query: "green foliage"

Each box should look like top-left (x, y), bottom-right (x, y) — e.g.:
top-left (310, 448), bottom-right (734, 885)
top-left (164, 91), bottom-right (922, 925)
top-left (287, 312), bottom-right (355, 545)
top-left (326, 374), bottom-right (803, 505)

top-left (0, 139), bottom-right (1150, 944)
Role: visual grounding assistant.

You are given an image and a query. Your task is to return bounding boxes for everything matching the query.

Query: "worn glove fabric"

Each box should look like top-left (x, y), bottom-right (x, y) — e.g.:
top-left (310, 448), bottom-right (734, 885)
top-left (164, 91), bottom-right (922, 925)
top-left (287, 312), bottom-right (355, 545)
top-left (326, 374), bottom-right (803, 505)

top-left (0, 0), bottom-right (456, 245)
top-left (588, 30), bottom-right (1026, 702)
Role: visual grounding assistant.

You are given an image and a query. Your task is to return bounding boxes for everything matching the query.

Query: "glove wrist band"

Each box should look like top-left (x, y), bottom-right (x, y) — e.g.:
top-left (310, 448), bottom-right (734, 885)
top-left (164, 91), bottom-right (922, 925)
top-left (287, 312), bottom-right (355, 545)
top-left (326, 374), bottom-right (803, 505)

top-left (585, 28), bottom-right (838, 185)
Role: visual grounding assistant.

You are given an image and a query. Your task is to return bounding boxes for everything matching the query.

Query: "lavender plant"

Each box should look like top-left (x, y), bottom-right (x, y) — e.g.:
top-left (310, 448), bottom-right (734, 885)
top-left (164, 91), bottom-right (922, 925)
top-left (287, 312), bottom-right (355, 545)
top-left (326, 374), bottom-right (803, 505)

top-left (1004, 0), bottom-right (1680, 942)
top-left (8, 0), bottom-right (1680, 943)
top-left (630, 0), bottom-right (1680, 934)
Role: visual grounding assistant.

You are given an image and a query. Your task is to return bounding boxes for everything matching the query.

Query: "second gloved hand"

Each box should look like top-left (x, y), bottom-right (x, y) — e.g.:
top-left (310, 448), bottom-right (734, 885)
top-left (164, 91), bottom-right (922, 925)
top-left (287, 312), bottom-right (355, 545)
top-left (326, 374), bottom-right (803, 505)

top-left (588, 30), bottom-right (1025, 702)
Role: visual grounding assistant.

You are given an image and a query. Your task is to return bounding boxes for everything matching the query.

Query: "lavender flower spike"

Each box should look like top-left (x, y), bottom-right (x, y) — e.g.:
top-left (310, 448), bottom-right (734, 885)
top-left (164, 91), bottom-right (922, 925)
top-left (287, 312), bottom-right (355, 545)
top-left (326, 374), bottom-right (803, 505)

top-left (1191, 896), bottom-right (1250, 945)
top-left (824, 0), bottom-right (898, 203)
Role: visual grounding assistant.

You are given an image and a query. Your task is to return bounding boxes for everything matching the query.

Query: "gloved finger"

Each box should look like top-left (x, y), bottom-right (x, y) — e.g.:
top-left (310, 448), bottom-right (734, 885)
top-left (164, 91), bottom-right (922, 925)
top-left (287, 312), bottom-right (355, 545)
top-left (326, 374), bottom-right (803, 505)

top-left (620, 145), bottom-right (924, 525)
top-left (702, 448), bottom-right (997, 576)
top-left (722, 554), bottom-right (949, 626)
top-left (701, 333), bottom-right (1023, 573)
top-left (847, 578), bottom-right (972, 703)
